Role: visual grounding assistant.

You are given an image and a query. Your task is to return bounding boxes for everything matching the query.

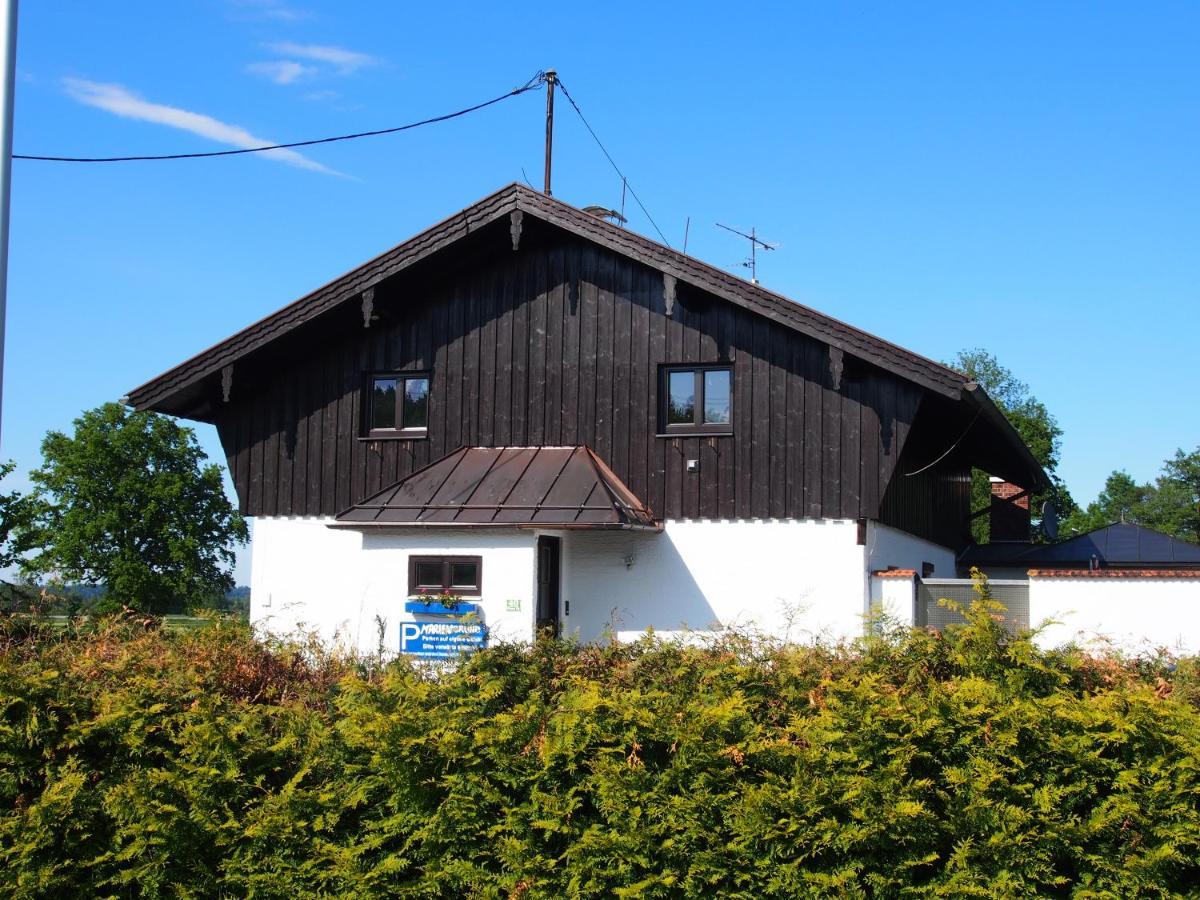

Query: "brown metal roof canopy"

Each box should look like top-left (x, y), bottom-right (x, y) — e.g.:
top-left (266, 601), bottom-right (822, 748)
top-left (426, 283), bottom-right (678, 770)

top-left (331, 446), bottom-right (661, 530)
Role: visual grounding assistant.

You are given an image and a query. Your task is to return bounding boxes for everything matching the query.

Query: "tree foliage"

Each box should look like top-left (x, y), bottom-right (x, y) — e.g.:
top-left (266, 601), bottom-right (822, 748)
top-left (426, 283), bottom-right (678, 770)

top-left (1, 606), bottom-right (1199, 897)
top-left (948, 349), bottom-right (1072, 542)
top-left (0, 463), bottom-right (36, 575)
top-left (18, 403), bottom-right (247, 612)
top-left (1063, 447), bottom-right (1200, 542)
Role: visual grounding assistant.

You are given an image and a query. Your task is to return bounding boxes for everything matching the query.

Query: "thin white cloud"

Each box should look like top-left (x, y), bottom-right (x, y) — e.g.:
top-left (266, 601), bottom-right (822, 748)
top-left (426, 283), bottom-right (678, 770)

top-left (228, 0), bottom-right (311, 23)
top-left (266, 42), bottom-right (377, 73)
top-left (303, 89), bottom-right (339, 103)
top-left (246, 60), bottom-right (315, 85)
top-left (62, 78), bottom-right (341, 176)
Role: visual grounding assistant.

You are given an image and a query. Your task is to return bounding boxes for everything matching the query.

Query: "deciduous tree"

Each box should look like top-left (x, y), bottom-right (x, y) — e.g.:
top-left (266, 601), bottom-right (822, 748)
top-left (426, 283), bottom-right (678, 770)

top-left (19, 403), bottom-right (248, 612)
top-left (1063, 447), bottom-right (1200, 542)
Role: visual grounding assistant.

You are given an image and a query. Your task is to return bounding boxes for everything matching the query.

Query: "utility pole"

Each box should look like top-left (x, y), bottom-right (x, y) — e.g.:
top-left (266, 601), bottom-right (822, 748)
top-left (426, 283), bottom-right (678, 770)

top-left (0, 0), bottom-right (15, 443)
top-left (543, 69), bottom-right (556, 195)
top-left (716, 221), bottom-right (778, 284)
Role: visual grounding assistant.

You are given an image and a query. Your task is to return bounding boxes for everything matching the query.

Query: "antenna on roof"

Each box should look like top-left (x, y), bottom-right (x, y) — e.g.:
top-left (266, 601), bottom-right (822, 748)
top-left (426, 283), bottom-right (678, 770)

top-left (715, 222), bottom-right (778, 284)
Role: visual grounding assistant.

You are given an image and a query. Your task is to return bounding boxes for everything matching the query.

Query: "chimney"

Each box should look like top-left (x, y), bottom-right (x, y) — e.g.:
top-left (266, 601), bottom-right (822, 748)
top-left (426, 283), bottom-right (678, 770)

top-left (989, 478), bottom-right (1031, 542)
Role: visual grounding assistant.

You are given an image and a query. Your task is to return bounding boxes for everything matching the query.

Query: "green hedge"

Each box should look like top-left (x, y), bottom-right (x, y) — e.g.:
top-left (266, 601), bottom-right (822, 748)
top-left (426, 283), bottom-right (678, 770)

top-left (1, 602), bottom-right (1199, 898)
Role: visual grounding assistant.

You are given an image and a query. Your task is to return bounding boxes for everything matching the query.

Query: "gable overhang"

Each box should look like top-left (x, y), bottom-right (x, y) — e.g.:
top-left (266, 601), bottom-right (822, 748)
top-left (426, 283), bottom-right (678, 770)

top-left (126, 182), bottom-right (969, 420)
top-left (961, 382), bottom-right (1053, 493)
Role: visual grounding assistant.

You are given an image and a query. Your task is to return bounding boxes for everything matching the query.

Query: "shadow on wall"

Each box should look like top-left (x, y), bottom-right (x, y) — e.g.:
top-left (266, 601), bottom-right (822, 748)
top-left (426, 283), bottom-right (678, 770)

top-left (564, 530), bottom-right (722, 641)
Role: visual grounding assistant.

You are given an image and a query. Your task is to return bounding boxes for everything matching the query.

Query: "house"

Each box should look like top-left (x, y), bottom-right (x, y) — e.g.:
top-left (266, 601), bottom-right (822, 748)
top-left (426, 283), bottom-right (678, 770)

top-left (126, 183), bottom-right (1049, 656)
top-left (960, 522), bottom-right (1200, 653)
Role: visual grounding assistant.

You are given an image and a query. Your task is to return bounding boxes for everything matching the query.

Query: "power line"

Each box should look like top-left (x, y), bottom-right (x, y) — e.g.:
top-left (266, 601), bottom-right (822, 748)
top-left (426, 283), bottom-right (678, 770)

top-left (14, 71), bottom-right (546, 163)
top-left (554, 78), bottom-right (671, 248)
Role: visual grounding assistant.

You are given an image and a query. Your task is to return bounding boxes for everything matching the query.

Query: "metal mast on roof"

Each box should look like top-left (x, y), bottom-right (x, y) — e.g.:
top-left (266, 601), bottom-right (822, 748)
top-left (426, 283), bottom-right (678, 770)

top-left (543, 69), bottom-right (556, 195)
top-left (716, 221), bottom-right (778, 284)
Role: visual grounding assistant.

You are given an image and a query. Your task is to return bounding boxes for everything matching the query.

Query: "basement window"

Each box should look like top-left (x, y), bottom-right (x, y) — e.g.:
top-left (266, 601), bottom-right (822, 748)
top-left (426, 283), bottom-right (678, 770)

top-left (366, 373), bottom-right (430, 438)
top-left (659, 365), bottom-right (733, 436)
top-left (408, 556), bottom-right (482, 596)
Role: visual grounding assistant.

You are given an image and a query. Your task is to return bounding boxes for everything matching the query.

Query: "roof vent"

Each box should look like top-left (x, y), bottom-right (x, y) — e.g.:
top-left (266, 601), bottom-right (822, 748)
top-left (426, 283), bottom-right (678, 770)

top-left (582, 205), bottom-right (627, 226)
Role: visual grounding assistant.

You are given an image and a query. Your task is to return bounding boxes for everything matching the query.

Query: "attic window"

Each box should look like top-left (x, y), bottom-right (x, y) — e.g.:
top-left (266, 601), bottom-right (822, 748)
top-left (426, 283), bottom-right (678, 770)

top-left (366, 373), bottom-right (430, 438)
top-left (659, 365), bottom-right (733, 436)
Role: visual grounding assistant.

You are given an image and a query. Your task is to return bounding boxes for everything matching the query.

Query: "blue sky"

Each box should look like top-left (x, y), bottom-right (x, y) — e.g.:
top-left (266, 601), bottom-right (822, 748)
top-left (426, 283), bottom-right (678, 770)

top-left (5, 1), bottom-right (1199, 583)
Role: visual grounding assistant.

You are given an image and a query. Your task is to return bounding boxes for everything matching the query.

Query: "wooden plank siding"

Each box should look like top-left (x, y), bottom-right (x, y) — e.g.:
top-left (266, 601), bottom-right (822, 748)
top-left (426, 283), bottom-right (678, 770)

top-left (214, 234), bottom-right (928, 526)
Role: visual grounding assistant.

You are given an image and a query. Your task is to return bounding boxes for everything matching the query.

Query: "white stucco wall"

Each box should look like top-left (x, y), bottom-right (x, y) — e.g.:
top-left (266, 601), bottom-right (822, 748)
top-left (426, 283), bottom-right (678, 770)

top-left (864, 521), bottom-right (957, 580)
top-left (869, 574), bottom-right (919, 627)
top-left (1030, 575), bottom-right (1200, 655)
top-left (250, 517), bottom-right (537, 655)
top-left (559, 519), bottom-right (868, 644)
top-left (251, 516), bottom-right (955, 653)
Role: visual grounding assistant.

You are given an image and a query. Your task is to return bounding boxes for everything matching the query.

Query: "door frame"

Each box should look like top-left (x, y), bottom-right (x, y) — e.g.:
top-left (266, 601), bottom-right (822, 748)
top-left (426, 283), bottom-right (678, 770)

top-left (536, 535), bottom-right (562, 636)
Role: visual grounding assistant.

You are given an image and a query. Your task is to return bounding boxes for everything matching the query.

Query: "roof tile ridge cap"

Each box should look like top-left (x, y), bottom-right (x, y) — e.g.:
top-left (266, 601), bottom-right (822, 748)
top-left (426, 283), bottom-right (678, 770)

top-left (130, 190), bottom-right (519, 402)
top-left (531, 193), bottom-right (963, 387)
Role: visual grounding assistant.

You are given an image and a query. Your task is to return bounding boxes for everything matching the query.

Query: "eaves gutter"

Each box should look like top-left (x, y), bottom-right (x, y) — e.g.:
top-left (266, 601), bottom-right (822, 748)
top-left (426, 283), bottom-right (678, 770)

top-left (325, 520), bottom-right (663, 533)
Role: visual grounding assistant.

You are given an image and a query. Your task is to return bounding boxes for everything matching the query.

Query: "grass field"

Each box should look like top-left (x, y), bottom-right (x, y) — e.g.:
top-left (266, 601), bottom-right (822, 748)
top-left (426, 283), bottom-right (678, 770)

top-left (40, 614), bottom-right (214, 631)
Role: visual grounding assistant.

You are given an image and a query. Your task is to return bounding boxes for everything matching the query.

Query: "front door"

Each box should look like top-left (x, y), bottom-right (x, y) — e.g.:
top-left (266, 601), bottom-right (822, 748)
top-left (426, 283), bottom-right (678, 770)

top-left (536, 536), bottom-right (561, 636)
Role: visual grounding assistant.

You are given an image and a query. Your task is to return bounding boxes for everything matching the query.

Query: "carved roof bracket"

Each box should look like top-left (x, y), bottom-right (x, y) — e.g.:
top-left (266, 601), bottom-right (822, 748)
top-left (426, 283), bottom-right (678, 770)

top-left (510, 209), bottom-right (524, 251)
top-left (361, 286), bottom-right (375, 329)
top-left (829, 346), bottom-right (845, 391)
top-left (663, 273), bottom-right (677, 317)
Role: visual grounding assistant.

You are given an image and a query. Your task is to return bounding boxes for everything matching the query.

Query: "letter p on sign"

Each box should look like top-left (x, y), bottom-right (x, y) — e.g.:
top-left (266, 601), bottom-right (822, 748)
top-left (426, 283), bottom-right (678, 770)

top-left (400, 622), bottom-right (421, 652)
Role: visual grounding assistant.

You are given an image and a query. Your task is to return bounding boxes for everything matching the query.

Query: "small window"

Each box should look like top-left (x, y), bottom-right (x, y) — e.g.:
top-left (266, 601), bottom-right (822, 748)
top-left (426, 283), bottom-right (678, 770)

top-left (366, 373), bottom-right (430, 437)
top-left (659, 365), bottom-right (733, 435)
top-left (408, 556), bottom-right (482, 596)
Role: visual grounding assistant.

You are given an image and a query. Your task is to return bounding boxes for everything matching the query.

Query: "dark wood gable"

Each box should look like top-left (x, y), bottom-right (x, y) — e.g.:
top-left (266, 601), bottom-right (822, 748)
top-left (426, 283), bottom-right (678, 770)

top-left (208, 221), bottom-right (925, 525)
top-left (131, 184), bottom-right (1049, 548)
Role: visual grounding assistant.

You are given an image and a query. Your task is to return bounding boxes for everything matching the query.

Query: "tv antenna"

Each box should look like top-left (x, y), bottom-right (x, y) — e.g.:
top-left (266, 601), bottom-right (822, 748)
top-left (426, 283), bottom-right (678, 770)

top-left (716, 222), bottom-right (778, 284)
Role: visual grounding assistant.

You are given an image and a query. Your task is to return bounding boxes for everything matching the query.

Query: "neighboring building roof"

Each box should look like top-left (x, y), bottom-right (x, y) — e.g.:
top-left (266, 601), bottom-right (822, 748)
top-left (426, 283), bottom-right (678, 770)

top-left (960, 522), bottom-right (1200, 570)
top-left (1028, 569), bottom-right (1200, 578)
top-left (331, 445), bottom-right (659, 530)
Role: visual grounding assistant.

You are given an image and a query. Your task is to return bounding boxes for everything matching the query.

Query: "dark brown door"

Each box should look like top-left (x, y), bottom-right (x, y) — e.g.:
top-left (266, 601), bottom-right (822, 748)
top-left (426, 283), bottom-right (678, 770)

top-left (536, 536), bottom-right (561, 636)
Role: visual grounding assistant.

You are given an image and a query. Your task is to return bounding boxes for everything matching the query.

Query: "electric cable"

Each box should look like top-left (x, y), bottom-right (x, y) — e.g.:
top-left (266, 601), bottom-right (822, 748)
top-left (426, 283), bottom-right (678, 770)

top-left (554, 77), bottom-right (671, 247)
top-left (14, 71), bottom-right (546, 163)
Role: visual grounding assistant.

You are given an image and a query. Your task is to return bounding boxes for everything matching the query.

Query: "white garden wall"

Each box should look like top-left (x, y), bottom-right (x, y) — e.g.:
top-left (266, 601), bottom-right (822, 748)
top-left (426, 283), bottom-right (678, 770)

top-left (864, 521), bottom-right (957, 580)
top-left (869, 574), bottom-right (919, 627)
top-left (559, 519), bottom-right (868, 644)
top-left (1030, 574), bottom-right (1200, 655)
top-left (250, 517), bottom-right (537, 655)
top-left (251, 516), bottom-right (936, 654)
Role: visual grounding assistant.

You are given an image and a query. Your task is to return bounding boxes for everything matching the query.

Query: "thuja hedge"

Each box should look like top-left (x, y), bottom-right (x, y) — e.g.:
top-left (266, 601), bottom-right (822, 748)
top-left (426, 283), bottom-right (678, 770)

top-left (2, 604), bottom-right (1200, 898)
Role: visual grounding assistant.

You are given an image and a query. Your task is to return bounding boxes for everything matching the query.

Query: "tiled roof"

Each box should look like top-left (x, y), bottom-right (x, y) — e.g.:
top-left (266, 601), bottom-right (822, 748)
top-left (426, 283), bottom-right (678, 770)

top-left (127, 183), bottom-right (968, 413)
top-left (961, 523), bottom-right (1200, 570)
top-left (1028, 569), bottom-right (1200, 579)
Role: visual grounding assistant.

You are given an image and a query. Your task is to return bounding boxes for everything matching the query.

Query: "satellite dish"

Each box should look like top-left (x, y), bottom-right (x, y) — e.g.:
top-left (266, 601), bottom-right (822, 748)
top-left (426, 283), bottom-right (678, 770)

top-left (1041, 500), bottom-right (1059, 541)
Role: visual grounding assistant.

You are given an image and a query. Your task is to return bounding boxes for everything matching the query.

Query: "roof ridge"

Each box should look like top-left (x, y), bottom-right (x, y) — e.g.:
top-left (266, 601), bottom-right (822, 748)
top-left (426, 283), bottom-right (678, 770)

top-left (128, 181), bottom-right (966, 413)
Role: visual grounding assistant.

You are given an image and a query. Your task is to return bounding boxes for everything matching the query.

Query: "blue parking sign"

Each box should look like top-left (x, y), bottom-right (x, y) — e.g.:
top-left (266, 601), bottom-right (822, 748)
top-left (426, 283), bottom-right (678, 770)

top-left (400, 620), bottom-right (486, 659)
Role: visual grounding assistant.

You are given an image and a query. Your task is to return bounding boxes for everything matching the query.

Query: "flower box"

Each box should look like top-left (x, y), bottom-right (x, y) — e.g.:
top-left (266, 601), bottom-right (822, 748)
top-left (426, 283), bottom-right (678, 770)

top-left (404, 600), bottom-right (479, 616)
